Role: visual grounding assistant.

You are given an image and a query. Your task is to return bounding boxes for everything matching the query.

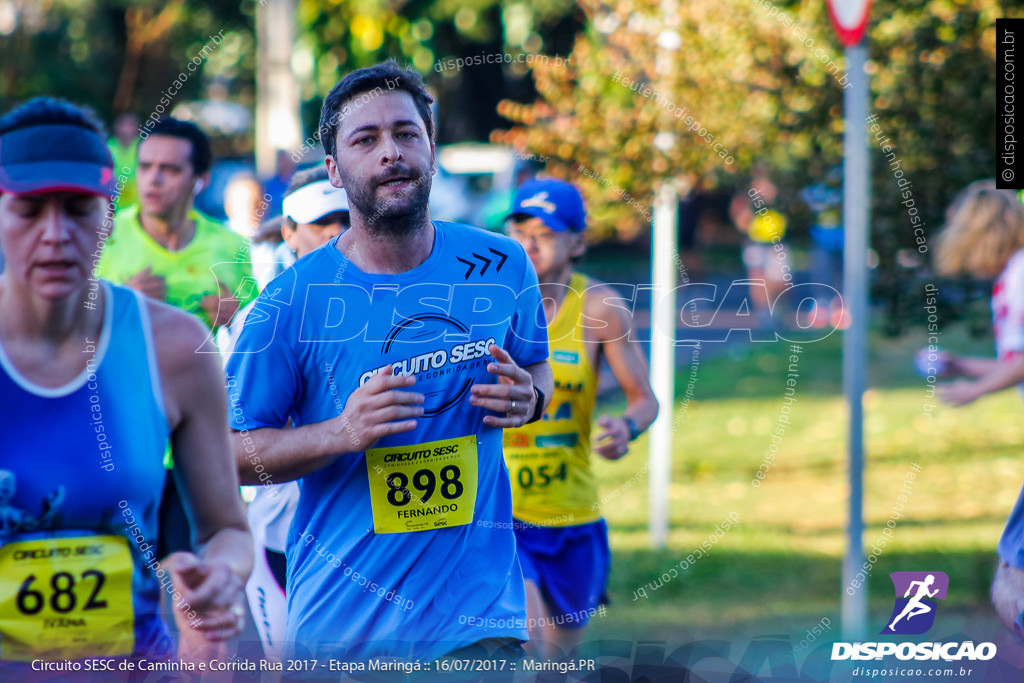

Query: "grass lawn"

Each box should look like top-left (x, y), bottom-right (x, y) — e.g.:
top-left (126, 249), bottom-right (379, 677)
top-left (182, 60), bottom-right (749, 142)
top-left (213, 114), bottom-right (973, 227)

top-left (584, 322), bottom-right (1024, 647)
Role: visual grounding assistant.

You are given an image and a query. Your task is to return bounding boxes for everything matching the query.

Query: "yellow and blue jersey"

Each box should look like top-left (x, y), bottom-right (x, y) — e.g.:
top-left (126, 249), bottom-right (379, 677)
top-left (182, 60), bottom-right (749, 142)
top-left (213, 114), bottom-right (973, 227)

top-left (504, 272), bottom-right (601, 527)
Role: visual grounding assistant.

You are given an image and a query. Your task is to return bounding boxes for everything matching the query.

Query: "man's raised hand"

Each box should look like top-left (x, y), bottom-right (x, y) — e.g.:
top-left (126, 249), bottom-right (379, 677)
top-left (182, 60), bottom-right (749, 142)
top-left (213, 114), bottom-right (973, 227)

top-left (329, 365), bottom-right (424, 452)
top-left (471, 344), bottom-right (535, 428)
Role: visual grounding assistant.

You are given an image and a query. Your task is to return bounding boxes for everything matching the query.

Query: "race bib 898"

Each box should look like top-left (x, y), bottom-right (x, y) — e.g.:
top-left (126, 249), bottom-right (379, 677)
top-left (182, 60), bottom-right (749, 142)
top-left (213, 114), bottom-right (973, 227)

top-left (366, 436), bottom-right (478, 534)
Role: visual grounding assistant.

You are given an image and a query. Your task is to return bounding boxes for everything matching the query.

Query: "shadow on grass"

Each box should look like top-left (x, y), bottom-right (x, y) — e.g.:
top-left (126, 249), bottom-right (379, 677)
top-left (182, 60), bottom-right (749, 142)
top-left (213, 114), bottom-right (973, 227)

top-left (675, 322), bottom-right (998, 401)
top-left (603, 549), bottom-right (998, 640)
top-left (609, 514), bottom-right (1014, 540)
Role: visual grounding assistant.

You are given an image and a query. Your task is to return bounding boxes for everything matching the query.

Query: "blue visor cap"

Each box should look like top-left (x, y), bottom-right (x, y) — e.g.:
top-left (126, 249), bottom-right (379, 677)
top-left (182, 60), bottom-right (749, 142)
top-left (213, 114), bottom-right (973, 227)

top-left (0, 123), bottom-right (117, 197)
top-left (507, 178), bottom-right (586, 232)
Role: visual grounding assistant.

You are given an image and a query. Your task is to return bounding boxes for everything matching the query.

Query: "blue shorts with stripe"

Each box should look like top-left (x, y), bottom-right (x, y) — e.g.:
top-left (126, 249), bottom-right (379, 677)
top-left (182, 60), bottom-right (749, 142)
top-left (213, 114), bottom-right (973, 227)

top-left (514, 519), bottom-right (610, 629)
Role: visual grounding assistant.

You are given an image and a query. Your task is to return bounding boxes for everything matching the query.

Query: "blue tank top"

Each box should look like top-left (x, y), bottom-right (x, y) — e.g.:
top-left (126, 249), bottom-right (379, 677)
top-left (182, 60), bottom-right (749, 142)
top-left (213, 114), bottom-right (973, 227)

top-left (0, 281), bottom-right (172, 663)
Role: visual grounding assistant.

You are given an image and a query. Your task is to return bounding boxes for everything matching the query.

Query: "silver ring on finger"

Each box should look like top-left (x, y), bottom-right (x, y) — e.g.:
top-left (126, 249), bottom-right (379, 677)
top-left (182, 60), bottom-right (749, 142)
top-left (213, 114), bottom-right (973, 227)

top-left (510, 399), bottom-right (516, 412)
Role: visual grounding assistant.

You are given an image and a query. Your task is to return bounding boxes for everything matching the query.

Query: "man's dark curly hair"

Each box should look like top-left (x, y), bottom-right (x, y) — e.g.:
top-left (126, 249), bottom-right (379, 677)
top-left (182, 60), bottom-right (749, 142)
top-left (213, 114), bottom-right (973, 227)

top-left (142, 118), bottom-right (212, 176)
top-left (318, 59), bottom-right (434, 160)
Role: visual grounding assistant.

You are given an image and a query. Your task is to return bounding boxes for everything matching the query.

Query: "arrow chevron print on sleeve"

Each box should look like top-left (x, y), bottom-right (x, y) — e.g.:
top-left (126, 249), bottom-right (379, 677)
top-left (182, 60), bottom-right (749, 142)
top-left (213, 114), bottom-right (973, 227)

top-left (457, 248), bottom-right (508, 279)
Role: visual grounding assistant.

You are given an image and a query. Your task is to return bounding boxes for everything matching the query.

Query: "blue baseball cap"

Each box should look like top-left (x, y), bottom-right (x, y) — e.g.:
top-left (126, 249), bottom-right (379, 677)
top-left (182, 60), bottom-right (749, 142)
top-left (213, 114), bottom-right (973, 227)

top-left (507, 178), bottom-right (586, 233)
top-left (0, 123), bottom-right (117, 197)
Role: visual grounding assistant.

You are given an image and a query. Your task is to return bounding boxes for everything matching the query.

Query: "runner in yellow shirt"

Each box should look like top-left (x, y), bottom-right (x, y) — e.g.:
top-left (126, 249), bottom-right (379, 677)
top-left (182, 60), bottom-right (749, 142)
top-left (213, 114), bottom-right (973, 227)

top-left (503, 178), bottom-right (659, 658)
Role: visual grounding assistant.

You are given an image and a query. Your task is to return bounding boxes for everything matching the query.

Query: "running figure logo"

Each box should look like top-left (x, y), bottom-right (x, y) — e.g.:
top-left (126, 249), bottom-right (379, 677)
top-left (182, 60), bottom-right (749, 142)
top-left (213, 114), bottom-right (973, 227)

top-left (882, 571), bottom-right (949, 635)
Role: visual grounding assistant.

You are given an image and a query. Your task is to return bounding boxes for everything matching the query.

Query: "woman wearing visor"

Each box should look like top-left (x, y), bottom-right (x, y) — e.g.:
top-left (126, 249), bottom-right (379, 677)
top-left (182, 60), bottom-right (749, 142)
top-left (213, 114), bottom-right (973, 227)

top-left (0, 97), bottom-right (251, 668)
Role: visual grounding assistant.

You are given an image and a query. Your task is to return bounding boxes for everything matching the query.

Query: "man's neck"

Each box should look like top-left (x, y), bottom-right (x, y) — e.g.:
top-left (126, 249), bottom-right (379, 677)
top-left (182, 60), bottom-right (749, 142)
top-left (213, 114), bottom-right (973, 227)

top-left (539, 266), bottom-right (574, 322)
top-left (340, 214), bottom-right (435, 274)
top-left (140, 205), bottom-right (195, 251)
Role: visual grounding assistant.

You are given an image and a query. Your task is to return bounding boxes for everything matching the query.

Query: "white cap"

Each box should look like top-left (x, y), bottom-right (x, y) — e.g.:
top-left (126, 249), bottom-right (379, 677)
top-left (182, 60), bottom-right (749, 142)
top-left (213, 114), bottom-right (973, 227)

top-left (282, 179), bottom-right (349, 223)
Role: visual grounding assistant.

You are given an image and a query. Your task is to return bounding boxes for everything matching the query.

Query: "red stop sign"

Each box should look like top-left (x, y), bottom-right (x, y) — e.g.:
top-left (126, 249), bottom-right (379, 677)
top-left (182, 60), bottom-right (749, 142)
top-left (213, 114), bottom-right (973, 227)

top-left (826, 0), bottom-right (871, 47)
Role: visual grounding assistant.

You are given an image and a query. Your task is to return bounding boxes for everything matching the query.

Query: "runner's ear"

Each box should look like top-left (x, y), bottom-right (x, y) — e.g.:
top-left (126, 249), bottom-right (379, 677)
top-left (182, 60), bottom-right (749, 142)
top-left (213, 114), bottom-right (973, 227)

top-left (570, 232), bottom-right (587, 259)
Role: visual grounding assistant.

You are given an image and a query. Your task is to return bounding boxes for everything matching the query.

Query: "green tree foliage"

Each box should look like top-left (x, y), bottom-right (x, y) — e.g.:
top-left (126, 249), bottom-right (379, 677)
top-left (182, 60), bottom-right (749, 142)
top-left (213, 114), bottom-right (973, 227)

top-left (493, 0), bottom-right (1021, 257)
top-left (866, 0), bottom-right (1013, 266)
top-left (294, 0), bottom-right (578, 141)
top-left (0, 0), bottom-right (573, 147)
top-left (0, 1), bottom-right (251, 124)
top-left (3, 0), bottom-right (1016, 264)
top-left (493, 0), bottom-right (846, 240)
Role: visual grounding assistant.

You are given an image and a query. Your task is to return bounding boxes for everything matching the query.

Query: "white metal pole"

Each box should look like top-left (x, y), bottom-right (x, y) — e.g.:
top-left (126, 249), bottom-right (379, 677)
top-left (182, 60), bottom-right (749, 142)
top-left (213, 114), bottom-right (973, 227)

top-left (649, 183), bottom-right (678, 548)
top-left (841, 42), bottom-right (870, 640)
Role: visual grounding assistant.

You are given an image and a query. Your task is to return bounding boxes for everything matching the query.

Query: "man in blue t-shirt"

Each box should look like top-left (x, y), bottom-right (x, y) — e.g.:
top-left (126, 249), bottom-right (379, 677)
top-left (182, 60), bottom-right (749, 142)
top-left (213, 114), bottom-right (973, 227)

top-left (226, 60), bottom-right (553, 662)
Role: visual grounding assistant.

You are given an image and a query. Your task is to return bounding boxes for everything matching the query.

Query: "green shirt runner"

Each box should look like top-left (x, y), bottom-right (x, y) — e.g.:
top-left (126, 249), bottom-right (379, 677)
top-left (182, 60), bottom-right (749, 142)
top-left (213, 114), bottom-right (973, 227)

top-left (97, 204), bottom-right (257, 330)
top-left (107, 137), bottom-right (138, 208)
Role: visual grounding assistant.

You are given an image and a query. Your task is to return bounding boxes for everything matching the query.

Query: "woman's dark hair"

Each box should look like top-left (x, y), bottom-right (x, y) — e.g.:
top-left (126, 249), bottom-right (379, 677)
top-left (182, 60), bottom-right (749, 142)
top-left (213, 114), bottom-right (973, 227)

top-left (0, 96), bottom-right (106, 138)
